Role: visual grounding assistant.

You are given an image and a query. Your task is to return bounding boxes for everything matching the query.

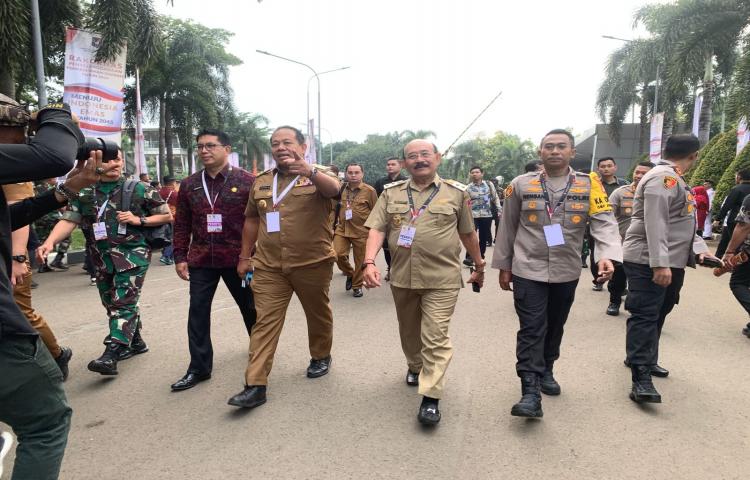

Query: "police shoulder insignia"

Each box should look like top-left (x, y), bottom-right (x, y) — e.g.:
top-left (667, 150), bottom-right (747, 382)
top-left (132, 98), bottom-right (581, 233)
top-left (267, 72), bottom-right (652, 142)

top-left (663, 176), bottom-right (678, 189)
top-left (384, 179), bottom-right (407, 190)
top-left (444, 179), bottom-right (467, 191)
top-left (257, 168), bottom-right (274, 177)
top-left (504, 185), bottom-right (514, 198)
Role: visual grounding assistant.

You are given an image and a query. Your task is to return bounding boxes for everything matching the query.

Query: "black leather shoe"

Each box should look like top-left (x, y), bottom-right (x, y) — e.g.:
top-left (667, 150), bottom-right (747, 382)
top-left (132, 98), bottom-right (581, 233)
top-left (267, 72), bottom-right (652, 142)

top-left (345, 276), bottom-right (353, 291)
top-left (118, 329), bottom-right (149, 361)
top-left (629, 365), bottom-right (661, 403)
top-left (742, 324), bottom-right (750, 338)
top-left (606, 302), bottom-right (620, 316)
top-left (227, 385), bottom-right (267, 408)
top-left (624, 359), bottom-right (668, 377)
top-left (592, 283), bottom-right (603, 291)
top-left (406, 370), bottom-right (419, 386)
top-left (307, 356), bottom-right (332, 378)
top-left (87, 343), bottom-right (126, 375)
top-left (171, 372), bottom-right (211, 391)
top-left (352, 288), bottom-right (363, 298)
top-left (417, 399), bottom-right (441, 425)
top-left (55, 347), bottom-right (73, 381)
top-left (511, 373), bottom-right (543, 418)
top-left (540, 370), bottom-right (561, 396)
top-left (462, 258), bottom-right (474, 267)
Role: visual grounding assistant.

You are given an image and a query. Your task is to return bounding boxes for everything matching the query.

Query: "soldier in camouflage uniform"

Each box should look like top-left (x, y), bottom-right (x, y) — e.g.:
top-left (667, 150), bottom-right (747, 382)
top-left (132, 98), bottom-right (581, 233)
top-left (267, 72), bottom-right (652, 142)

top-left (39, 151), bottom-right (173, 375)
top-left (33, 180), bottom-right (71, 271)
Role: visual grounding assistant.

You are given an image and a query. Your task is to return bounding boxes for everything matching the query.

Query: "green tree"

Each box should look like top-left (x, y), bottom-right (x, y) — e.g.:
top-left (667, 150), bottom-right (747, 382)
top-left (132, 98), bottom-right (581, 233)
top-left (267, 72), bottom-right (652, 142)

top-left (715, 143), bottom-right (750, 213)
top-left (688, 132), bottom-right (723, 184)
top-left (225, 112), bottom-right (271, 172)
top-left (688, 130), bottom-right (738, 209)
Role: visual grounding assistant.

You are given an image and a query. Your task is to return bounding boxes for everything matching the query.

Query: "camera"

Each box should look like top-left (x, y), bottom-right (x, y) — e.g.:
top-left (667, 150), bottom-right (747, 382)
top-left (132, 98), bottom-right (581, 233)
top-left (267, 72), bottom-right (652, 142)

top-left (77, 137), bottom-right (119, 162)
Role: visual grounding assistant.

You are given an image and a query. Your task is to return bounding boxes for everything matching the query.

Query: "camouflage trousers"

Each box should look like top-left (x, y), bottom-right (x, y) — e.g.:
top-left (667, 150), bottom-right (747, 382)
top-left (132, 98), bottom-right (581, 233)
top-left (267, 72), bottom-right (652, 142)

top-left (95, 264), bottom-right (149, 345)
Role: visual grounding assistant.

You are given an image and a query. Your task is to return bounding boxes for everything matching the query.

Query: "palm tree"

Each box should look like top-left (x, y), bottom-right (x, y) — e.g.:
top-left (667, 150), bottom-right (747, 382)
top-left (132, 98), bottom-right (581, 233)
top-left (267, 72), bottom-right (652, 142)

top-left (654, 0), bottom-right (749, 145)
top-left (226, 112), bottom-right (271, 172)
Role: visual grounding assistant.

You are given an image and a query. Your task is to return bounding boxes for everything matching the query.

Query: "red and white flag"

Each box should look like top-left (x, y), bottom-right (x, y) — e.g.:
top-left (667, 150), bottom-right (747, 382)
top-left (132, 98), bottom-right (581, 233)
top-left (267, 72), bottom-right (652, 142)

top-left (133, 68), bottom-right (147, 176)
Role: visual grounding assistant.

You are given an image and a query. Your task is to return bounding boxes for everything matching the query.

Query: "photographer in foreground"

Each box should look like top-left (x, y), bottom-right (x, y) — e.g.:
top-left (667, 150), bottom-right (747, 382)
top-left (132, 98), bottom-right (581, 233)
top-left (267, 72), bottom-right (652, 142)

top-left (0, 94), bottom-right (116, 480)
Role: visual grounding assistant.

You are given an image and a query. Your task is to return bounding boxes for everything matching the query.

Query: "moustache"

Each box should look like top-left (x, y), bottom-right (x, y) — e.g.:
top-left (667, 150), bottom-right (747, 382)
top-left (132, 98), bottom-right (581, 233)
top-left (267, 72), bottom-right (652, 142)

top-left (414, 162), bottom-right (430, 169)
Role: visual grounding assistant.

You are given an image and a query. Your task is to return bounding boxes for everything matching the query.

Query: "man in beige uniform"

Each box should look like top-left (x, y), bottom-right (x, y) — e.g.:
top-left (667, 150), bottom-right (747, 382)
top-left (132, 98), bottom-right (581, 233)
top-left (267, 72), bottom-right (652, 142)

top-left (333, 163), bottom-right (378, 298)
top-left (623, 134), bottom-right (720, 404)
top-left (605, 161), bottom-right (654, 317)
top-left (3, 182), bottom-right (72, 379)
top-left (494, 129), bottom-right (622, 418)
top-left (363, 139), bottom-right (484, 425)
top-left (229, 125), bottom-right (341, 409)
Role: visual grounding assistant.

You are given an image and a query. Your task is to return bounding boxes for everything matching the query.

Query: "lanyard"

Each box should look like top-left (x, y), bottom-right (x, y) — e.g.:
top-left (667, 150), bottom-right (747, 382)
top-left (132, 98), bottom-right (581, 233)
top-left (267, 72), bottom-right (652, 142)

top-left (538, 171), bottom-right (575, 220)
top-left (93, 184), bottom-right (118, 222)
top-left (272, 172), bottom-right (300, 210)
top-left (345, 186), bottom-right (360, 207)
top-left (201, 168), bottom-right (231, 212)
top-left (96, 199), bottom-right (109, 222)
top-left (406, 182), bottom-right (441, 225)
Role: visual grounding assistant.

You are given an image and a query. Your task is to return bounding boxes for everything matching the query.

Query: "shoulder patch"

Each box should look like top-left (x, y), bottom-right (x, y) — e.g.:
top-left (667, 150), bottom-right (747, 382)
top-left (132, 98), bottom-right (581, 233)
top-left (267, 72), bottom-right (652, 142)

top-left (257, 168), bottom-right (275, 177)
top-left (504, 185), bottom-right (514, 198)
top-left (444, 179), bottom-right (467, 191)
top-left (384, 179), bottom-right (407, 190)
top-left (663, 176), bottom-right (678, 189)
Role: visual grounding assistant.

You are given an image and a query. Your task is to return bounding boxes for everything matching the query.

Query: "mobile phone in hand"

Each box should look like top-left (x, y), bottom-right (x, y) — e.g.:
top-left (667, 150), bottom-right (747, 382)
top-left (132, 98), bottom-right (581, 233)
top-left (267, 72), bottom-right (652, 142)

top-left (699, 256), bottom-right (723, 268)
top-left (469, 267), bottom-right (481, 293)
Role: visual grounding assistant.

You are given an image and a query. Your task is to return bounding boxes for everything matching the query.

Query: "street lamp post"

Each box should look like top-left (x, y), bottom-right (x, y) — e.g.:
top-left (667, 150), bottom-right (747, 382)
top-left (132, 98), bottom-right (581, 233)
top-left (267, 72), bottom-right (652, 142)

top-left (256, 50), bottom-right (350, 163)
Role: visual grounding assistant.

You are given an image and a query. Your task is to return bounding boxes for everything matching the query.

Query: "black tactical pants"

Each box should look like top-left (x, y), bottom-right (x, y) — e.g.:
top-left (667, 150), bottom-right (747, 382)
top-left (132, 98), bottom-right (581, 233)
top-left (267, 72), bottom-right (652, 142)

top-left (624, 262), bottom-right (685, 366)
top-left (608, 263), bottom-right (627, 305)
top-left (512, 275), bottom-right (578, 376)
top-left (729, 260), bottom-right (750, 317)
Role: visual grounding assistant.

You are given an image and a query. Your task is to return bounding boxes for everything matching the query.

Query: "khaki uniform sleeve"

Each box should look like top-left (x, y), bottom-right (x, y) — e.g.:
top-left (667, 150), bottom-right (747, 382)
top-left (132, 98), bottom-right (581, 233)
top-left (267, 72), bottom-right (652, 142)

top-left (492, 178), bottom-right (521, 270)
top-left (590, 211), bottom-right (623, 263)
top-left (457, 191), bottom-right (475, 234)
top-left (642, 175), bottom-right (673, 268)
top-left (609, 188), bottom-right (622, 212)
top-left (364, 190), bottom-right (389, 232)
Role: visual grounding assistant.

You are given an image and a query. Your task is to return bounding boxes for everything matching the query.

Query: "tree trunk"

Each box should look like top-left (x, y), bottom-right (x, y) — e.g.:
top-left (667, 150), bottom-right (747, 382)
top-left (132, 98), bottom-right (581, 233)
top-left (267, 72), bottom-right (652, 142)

top-left (698, 52), bottom-right (714, 146)
top-left (638, 84), bottom-right (649, 155)
top-left (165, 103), bottom-right (175, 177)
top-left (0, 63), bottom-right (15, 98)
top-left (185, 111), bottom-right (194, 176)
top-left (662, 113), bottom-right (674, 148)
top-left (158, 96), bottom-right (166, 179)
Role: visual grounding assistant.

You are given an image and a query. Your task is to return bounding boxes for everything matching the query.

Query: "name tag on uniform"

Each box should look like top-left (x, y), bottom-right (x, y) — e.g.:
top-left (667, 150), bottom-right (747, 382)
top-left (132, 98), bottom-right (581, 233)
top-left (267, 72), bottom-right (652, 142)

top-left (93, 222), bottom-right (108, 241)
top-left (397, 226), bottom-right (416, 248)
top-left (117, 223), bottom-right (127, 236)
top-left (345, 209), bottom-right (353, 220)
top-left (207, 213), bottom-right (223, 233)
top-left (266, 211), bottom-right (280, 232)
top-left (543, 224), bottom-right (564, 247)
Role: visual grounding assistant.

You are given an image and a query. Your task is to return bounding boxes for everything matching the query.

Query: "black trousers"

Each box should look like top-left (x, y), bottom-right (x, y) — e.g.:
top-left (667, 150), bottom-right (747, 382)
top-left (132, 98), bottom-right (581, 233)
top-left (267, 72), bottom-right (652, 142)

top-left (588, 232), bottom-right (599, 284)
top-left (512, 275), bottom-right (579, 376)
top-left (383, 238), bottom-right (392, 269)
top-left (187, 266), bottom-right (256, 375)
top-left (729, 260), bottom-right (750, 318)
top-left (716, 221), bottom-right (736, 258)
top-left (608, 263), bottom-right (628, 304)
top-left (465, 217), bottom-right (493, 260)
top-left (624, 262), bottom-right (685, 366)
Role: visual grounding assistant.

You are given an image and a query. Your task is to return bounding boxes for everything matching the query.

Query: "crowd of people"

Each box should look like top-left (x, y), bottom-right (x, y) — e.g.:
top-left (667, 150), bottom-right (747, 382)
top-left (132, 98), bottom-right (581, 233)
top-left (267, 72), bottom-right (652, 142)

top-left (1, 93), bottom-right (747, 479)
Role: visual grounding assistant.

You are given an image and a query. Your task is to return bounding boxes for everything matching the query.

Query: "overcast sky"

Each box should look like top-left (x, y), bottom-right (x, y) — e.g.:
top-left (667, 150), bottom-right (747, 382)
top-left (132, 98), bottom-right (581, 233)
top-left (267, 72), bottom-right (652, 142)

top-left (155, 0), bottom-right (664, 147)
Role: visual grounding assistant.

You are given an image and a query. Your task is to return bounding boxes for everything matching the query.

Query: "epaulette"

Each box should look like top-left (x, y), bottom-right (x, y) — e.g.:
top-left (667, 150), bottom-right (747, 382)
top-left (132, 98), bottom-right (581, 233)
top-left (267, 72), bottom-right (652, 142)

top-left (257, 168), bottom-right (275, 177)
top-left (384, 179), bottom-right (408, 189)
top-left (443, 179), bottom-right (467, 191)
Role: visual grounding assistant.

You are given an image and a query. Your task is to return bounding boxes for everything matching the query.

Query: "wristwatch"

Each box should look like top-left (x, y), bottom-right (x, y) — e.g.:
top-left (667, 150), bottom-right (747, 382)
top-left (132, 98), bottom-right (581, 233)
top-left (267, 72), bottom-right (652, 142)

top-left (12, 254), bottom-right (27, 263)
top-left (139, 216), bottom-right (147, 226)
top-left (310, 167), bottom-right (318, 179)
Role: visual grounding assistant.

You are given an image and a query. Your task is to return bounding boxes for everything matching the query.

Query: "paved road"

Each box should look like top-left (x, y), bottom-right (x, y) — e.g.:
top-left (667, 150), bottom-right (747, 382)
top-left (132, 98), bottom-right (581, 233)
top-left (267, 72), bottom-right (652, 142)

top-left (2, 247), bottom-right (749, 479)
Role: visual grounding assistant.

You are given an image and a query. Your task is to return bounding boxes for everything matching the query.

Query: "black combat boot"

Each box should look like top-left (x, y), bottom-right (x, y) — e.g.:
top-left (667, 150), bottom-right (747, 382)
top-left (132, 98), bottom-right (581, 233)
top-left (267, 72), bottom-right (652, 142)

top-left (117, 328), bottom-right (149, 361)
top-left (540, 368), bottom-right (561, 396)
top-left (629, 365), bottom-right (661, 403)
top-left (87, 342), bottom-right (127, 375)
top-left (49, 253), bottom-right (68, 270)
top-left (511, 373), bottom-right (543, 418)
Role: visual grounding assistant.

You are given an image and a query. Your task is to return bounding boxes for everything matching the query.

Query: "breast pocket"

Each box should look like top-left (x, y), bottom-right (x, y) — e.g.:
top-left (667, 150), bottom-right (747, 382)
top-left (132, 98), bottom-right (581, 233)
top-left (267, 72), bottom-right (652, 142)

top-left (521, 200), bottom-right (545, 227)
top-left (386, 203), bottom-right (410, 229)
top-left (428, 204), bottom-right (456, 228)
top-left (564, 201), bottom-right (588, 228)
top-left (253, 190), bottom-right (273, 214)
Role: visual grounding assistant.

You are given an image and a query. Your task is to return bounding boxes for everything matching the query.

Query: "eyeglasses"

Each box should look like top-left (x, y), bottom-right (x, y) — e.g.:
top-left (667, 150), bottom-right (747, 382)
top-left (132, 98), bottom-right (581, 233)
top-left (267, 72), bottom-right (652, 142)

top-left (196, 143), bottom-right (225, 151)
top-left (405, 150), bottom-right (434, 160)
top-left (542, 143), bottom-right (571, 151)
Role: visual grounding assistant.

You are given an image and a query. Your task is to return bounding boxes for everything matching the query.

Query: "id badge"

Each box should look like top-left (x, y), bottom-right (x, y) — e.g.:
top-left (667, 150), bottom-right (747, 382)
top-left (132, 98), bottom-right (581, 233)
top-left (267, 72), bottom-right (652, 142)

top-left (543, 223), bottom-right (565, 247)
top-left (207, 213), bottom-right (222, 233)
top-left (266, 211), bottom-right (280, 233)
top-left (345, 209), bottom-right (353, 220)
top-left (117, 223), bottom-right (127, 236)
top-left (93, 222), bottom-right (108, 241)
top-left (397, 226), bottom-right (416, 248)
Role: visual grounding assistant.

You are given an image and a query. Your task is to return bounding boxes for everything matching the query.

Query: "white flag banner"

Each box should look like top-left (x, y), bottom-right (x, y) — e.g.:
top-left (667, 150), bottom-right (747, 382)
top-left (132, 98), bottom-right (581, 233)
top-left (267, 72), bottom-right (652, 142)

top-left (191, 151), bottom-right (196, 174)
top-left (649, 113), bottom-right (664, 162)
top-left (62, 28), bottom-right (126, 145)
top-left (738, 116), bottom-right (749, 155)
top-left (692, 95), bottom-right (702, 137)
top-left (228, 152), bottom-right (240, 168)
top-left (262, 153), bottom-right (276, 171)
top-left (304, 118), bottom-right (316, 164)
top-left (133, 68), bottom-right (147, 176)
